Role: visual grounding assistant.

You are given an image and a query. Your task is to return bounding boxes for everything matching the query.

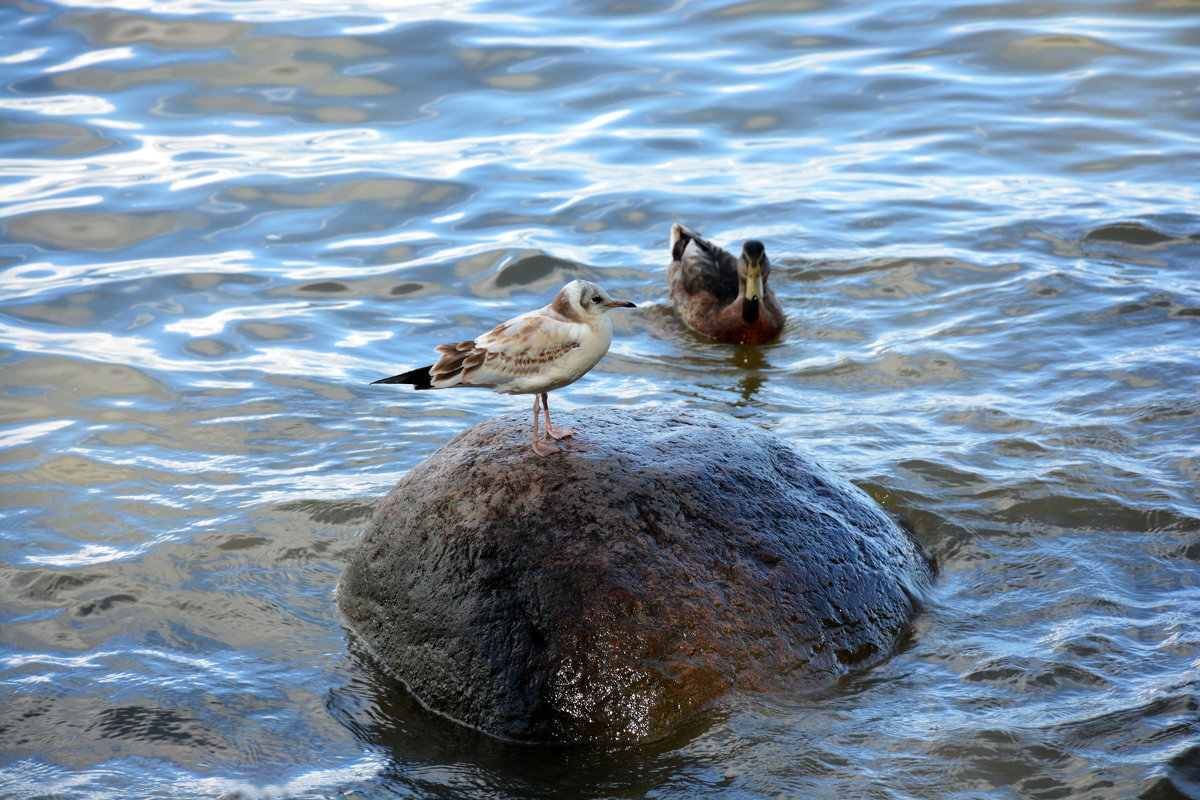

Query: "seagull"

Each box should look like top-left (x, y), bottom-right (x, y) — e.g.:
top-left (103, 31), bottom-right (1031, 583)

top-left (372, 279), bottom-right (636, 456)
top-left (668, 223), bottom-right (785, 345)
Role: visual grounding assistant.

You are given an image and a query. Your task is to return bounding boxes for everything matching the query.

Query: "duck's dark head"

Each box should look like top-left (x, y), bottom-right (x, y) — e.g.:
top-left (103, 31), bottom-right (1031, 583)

top-left (740, 240), bottom-right (769, 303)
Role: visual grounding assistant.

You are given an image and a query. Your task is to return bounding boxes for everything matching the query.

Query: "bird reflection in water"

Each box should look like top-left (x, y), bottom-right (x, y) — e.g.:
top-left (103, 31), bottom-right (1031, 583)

top-left (728, 345), bottom-right (769, 405)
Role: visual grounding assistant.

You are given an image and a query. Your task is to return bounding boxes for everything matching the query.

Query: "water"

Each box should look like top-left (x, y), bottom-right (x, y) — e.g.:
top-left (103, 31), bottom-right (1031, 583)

top-left (1, 0), bottom-right (1198, 797)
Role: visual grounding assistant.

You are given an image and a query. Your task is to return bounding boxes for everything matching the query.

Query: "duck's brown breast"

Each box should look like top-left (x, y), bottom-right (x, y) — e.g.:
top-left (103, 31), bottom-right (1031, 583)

top-left (680, 294), bottom-right (785, 344)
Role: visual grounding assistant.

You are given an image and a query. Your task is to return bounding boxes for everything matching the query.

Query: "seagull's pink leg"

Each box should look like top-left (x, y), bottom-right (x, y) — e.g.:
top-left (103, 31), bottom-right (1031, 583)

top-left (531, 393), bottom-right (559, 456)
top-left (541, 393), bottom-right (574, 440)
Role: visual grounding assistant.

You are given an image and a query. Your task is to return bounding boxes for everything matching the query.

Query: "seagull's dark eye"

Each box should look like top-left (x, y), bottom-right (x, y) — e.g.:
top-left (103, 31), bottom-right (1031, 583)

top-left (592, 295), bottom-right (602, 304)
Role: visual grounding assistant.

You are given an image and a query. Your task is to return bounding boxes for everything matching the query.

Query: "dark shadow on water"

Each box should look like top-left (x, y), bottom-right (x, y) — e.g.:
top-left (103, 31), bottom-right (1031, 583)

top-left (327, 635), bottom-right (723, 799)
top-left (1083, 221), bottom-right (1197, 248)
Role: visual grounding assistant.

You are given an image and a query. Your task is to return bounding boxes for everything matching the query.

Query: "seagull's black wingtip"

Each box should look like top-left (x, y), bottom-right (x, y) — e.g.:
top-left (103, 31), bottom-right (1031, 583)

top-left (370, 365), bottom-right (434, 389)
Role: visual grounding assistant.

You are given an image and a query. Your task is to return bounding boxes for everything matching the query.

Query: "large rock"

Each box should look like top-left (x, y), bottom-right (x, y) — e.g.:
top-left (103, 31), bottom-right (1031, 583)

top-left (339, 405), bottom-right (933, 743)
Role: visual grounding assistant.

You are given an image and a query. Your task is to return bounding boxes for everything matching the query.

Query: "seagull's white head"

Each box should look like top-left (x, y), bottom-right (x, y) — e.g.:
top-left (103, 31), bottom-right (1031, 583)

top-left (552, 279), bottom-right (636, 321)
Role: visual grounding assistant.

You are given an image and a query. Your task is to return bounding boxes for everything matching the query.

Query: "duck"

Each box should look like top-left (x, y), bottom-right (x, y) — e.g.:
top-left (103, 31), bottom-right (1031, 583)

top-left (667, 223), bottom-right (785, 345)
top-left (372, 279), bottom-right (636, 457)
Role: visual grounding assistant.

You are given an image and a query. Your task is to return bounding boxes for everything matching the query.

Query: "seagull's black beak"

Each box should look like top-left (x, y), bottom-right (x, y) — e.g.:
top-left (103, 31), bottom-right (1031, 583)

top-left (607, 299), bottom-right (637, 308)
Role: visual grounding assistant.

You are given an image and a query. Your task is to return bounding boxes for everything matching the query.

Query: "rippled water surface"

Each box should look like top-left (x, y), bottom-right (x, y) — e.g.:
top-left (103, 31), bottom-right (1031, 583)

top-left (2, 0), bottom-right (1199, 797)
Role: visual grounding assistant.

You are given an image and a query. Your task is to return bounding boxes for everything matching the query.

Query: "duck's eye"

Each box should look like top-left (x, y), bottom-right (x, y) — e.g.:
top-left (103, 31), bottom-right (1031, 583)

top-left (592, 295), bottom-right (602, 304)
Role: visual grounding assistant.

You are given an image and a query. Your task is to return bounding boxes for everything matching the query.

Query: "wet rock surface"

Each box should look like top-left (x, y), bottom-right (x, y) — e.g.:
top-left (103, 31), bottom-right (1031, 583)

top-left (338, 405), bottom-right (934, 744)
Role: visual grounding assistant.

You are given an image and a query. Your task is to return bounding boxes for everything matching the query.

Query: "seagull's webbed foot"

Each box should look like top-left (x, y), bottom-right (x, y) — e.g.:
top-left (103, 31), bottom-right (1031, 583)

top-left (538, 393), bottom-right (574, 442)
top-left (544, 425), bottom-right (574, 441)
top-left (531, 438), bottom-right (561, 457)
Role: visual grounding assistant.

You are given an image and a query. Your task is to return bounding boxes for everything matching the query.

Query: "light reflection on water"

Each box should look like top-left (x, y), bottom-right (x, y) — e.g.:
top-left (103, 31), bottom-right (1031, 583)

top-left (2, 0), bottom-right (1199, 797)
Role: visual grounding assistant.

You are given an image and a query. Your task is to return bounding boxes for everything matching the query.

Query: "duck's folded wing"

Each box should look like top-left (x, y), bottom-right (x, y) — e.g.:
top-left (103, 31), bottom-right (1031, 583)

top-left (672, 226), bottom-right (740, 303)
top-left (431, 313), bottom-right (582, 388)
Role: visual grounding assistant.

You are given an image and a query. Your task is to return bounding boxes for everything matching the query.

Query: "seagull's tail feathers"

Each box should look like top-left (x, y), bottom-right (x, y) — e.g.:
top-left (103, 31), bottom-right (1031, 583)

top-left (371, 365), bottom-right (434, 390)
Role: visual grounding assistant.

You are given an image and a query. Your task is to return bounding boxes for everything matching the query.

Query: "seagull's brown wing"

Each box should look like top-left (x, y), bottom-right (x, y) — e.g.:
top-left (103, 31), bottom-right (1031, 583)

top-left (429, 311), bottom-right (582, 389)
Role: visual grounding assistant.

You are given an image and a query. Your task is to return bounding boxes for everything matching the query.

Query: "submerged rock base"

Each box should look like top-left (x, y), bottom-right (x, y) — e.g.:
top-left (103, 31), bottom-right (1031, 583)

top-left (338, 405), bottom-right (933, 743)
